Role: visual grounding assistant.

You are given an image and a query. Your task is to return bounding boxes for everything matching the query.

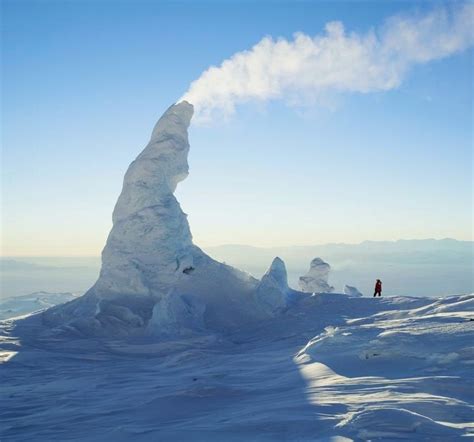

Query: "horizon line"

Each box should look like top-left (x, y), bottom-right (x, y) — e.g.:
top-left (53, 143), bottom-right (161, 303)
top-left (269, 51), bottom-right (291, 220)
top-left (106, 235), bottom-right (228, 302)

top-left (1, 237), bottom-right (472, 259)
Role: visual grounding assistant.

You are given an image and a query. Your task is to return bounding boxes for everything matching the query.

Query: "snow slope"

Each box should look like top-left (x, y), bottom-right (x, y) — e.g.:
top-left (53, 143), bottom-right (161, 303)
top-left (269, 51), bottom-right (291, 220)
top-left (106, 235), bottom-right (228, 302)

top-left (2, 293), bottom-right (473, 441)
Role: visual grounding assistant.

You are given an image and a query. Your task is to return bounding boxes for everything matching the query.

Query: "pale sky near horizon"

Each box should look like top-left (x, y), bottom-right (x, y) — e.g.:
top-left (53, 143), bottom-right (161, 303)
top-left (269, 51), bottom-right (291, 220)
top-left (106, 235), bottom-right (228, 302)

top-left (2, 0), bottom-right (473, 256)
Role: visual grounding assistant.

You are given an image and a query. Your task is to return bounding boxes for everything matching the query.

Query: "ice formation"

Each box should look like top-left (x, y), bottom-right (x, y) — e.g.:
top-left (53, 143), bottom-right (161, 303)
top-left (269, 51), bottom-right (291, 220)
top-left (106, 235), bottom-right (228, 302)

top-left (343, 285), bottom-right (363, 297)
top-left (255, 257), bottom-right (294, 313)
top-left (43, 102), bottom-right (266, 336)
top-left (299, 258), bottom-right (335, 293)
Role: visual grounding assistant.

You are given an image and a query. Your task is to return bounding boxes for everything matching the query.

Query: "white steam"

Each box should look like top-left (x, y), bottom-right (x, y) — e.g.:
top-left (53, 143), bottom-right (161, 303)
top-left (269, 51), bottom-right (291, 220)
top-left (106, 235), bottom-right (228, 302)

top-left (181, 3), bottom-right (473, 122)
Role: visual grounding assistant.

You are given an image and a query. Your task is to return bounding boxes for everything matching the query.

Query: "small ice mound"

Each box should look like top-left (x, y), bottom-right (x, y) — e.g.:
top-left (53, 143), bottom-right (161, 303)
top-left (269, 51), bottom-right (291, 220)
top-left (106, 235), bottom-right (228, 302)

top-left (255, 257), bottom-right (293, 314)
top-left (338, 407), bottom-right (464, 440)
top-left (299, 257), bottom-right (335, 293)
top-left (146, 293), bottom-right (206, 336)
top-left (343, 285), bottom-right (363, 297)
top-left (43, 294), bottom-right (156, 337)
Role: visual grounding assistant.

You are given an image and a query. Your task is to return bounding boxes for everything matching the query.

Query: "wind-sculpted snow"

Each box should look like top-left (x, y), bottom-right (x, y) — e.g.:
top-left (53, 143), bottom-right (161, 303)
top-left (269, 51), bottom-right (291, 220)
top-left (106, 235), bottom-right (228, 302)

top-left (296, 294), bottom-right (474, 439)
top-left (1, 294), bottom-right (473, 440)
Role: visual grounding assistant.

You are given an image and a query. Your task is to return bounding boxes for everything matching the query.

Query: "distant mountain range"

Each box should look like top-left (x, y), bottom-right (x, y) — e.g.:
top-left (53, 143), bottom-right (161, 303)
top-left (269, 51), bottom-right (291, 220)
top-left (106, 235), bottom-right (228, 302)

top-left (1, 239), bottom-right (472, 298)
top-left (204, 239), bottom-right (473, 297)
top-left (1, 259), bottom-right (55, 271)
top-left (204, 238), bottom-right (473, 268)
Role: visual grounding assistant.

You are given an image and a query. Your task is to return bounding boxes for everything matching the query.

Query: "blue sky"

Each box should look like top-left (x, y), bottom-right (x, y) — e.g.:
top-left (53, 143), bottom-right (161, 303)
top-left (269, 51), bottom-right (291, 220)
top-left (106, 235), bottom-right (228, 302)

top-left (2, 0), bottom-right (473, 255)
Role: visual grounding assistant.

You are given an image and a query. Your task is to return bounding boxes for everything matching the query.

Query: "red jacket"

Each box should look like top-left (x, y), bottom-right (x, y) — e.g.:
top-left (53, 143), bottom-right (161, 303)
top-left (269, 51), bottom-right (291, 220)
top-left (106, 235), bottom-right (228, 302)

top-left (375, 280), bottom-right (382, 292)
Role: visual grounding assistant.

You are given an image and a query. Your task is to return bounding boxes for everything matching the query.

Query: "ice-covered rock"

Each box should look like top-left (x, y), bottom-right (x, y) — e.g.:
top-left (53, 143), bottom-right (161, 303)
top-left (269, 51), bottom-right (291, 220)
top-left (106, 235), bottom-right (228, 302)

top-left (299, 258), bottom-right (334, 293)
top-left (255, 257), bottom-right (293, 313)
top-left (343, 285), bottom-right (363, 297)
top-left (43, 101), bottom-right (263, 336)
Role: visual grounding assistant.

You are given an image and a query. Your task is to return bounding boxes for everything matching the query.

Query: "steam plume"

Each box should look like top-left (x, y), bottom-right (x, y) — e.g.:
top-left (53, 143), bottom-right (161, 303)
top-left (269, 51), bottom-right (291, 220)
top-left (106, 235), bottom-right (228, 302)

top-left (181, 3), bottom-right (473, 123)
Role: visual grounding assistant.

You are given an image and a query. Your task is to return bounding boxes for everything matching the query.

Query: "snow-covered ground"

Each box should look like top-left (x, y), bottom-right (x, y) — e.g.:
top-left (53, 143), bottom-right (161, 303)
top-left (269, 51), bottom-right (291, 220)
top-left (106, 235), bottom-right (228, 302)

top-left (0, 292), bottom-right (79, 320)
top-left (1, 293), bottom-right (473, 441)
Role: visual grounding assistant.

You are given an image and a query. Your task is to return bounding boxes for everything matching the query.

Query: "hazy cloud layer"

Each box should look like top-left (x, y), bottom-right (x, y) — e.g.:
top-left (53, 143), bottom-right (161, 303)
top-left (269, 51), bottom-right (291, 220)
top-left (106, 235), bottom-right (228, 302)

top-left (181, 3), bottom-right (474, 122)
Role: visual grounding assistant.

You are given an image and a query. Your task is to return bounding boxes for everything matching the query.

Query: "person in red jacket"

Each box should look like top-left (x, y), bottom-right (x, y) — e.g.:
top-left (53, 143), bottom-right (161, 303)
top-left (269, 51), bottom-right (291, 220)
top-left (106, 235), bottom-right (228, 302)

top-left (374, 279), bottom-right (382, 297)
